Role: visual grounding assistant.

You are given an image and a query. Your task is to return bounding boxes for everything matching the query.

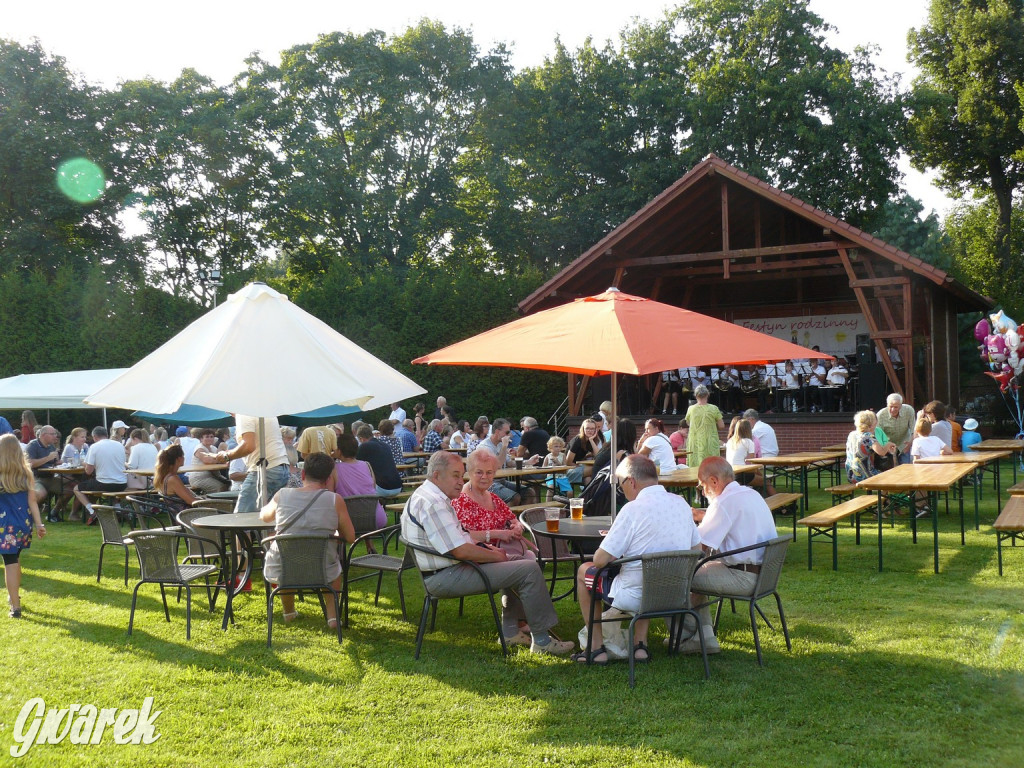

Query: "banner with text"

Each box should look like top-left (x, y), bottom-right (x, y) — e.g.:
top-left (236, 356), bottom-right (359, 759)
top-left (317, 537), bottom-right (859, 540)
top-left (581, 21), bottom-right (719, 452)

top-left (734, 314), bottom-right (866, 357)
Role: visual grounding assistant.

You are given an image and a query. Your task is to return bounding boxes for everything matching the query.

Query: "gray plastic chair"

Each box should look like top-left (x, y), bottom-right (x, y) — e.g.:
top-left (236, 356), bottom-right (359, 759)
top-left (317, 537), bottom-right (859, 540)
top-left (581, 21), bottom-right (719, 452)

top-left (261, 533), bottom-right (344, 648)
top-left (341, 495), bottom-right (414, 625)
top-left (400, 537), bottom-right (508, 659)
top-left (127, 530), bottom-right (220, 640)
top-left (583, 549), bottom-right (707, 686)
top-left (693, 536), bottom-right (792, 666)
top-left (94, 505), bottom-right (132, 586)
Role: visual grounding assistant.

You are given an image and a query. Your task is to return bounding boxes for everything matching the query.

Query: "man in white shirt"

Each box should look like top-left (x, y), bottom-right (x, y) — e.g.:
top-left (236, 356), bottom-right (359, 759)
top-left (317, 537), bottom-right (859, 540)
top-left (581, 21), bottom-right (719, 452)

top-left (574, 455), bottom-right (702, 664)
top-left (388, 403), bottom-right (407, 424)
top-left (216, 414), bottom-right (291, 513)
top-left (743, 409), bottom-right (779, 458)
top-left (72, 426), bottom-right (129, 521)
top-left (824, 359), bottom-right (849, 411)
top-left (684, 457), bottom-right (778, 654)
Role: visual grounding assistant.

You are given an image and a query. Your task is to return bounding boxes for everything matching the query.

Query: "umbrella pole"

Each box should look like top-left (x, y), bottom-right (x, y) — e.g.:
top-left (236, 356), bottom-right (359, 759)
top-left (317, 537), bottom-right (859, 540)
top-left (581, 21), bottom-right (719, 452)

top-left (258, 417), bottom-right (268, 508)
top-left (610, 374), bottom-right (618, 521)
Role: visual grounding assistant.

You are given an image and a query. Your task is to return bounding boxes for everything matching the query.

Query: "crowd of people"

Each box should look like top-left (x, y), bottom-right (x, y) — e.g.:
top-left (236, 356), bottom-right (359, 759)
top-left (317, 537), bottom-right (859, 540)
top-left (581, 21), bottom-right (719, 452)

top-left (1, 385), bottom-right (988, 676)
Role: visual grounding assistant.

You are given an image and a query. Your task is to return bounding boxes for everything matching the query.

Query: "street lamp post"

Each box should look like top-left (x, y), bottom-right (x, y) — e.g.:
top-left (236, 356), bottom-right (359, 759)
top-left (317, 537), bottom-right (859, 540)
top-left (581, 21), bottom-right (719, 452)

top-left (197, 268), bottom-right (223, 308)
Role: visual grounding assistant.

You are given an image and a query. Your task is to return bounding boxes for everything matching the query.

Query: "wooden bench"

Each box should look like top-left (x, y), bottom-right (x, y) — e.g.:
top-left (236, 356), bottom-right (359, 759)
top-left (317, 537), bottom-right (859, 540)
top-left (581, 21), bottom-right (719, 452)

top-left (798, 496), bottom-right (879, 570)
top-left (994, 496), bottom-right (1024, 575)
top-left (765, 493), bottom-right (804, 540)
top-left (1008, 481), bottom-right (1024, 496)
top-left (825, 483), bottom-right (859, 503)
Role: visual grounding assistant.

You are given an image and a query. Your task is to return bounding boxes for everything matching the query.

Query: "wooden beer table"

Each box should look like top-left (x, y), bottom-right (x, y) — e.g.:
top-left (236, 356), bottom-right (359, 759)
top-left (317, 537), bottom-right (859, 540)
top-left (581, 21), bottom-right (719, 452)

top-left (749, 453), bottom-right (838, 518)
top-left (857, 463), bottom-right (976, 573)
top-left (914, 450), bottom-right (1011, 528)
top-left (968, 439), bottom-right (1024, 484)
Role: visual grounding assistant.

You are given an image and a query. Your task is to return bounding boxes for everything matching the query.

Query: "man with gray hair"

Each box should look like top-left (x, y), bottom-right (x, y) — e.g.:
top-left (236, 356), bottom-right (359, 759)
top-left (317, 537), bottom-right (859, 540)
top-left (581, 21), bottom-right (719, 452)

top-left (422, 419), bottom-right (444, 453)
top-left (515, 416), bottom-right (550, 467)
top-left (25, 425), bottom-right (62, 509)
top-left (876, 393), bottom-right (915, 463)
top-left (574, 454), bottom-right (702, 664)
top-left (401, 451), bottom-right (574, 656)
top-left (743, 409), bottom-right (778, 458)
top-left (684, 456), bottom-right (777, 654)
top-left (395, 419), bottom-right (419, 453)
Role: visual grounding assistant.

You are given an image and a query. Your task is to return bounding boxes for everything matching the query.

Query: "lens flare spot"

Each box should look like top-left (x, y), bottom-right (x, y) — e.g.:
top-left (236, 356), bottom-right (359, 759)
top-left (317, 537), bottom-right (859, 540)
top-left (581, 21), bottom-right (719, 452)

top-left (56, 157), bottom-right (106, 203)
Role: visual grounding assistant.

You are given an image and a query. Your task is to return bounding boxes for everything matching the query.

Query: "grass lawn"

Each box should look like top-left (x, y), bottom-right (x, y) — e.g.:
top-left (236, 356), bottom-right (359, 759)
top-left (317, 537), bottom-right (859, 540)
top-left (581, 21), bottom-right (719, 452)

top-left (3, 476), bottom-right (1024, 767)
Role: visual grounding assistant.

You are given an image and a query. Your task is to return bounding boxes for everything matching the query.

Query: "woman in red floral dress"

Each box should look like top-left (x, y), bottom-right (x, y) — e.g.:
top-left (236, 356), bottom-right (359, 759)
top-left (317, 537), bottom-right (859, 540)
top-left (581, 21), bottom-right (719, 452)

top-left (452, 450), bottom-right (534, 561)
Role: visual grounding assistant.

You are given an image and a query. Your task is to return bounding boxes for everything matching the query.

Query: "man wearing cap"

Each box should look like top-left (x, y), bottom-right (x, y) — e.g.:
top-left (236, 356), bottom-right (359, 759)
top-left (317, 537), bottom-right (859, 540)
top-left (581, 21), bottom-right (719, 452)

top-left (72, 426), bottom-right (129, 522)
top-left (174, 427), bottom-right (201, 472)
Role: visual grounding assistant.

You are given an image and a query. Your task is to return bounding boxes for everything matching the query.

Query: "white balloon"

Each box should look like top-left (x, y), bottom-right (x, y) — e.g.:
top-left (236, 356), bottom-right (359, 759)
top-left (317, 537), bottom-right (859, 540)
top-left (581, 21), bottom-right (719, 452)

top-left (1007, 329), bottom-right (1020, 350)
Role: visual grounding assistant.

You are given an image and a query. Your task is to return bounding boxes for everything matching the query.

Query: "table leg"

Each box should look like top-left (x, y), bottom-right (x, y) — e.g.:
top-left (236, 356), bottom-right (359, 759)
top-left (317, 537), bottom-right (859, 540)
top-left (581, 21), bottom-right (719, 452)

top-left (931, 490), bottom-right (939, 574)
top-left (219, 530), bottom-right (235, 631)
top-left (876, 491), bottom-right (884, 572)
top-left (958, 479), bottom-right (965, 546)
top-left (973, 467), bottom-right (980, 531)
top-left (994, 460), bottom-right (1001, 526)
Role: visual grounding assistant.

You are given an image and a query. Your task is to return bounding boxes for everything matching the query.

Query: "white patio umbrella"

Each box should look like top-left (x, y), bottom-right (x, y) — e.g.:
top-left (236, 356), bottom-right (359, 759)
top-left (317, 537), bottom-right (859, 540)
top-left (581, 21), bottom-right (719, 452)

top-left (86, 282), bottom-right (425, 503)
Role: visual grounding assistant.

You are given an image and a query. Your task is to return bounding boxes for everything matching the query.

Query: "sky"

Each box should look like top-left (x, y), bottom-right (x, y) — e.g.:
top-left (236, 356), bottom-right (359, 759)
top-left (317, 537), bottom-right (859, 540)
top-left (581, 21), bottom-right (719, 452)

top-left (4, 0), bottom-right (953, 216)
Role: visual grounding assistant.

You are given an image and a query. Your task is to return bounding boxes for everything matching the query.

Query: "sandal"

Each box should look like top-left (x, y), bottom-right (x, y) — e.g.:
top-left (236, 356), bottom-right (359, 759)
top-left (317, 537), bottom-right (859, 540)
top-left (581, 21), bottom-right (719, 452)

top-left (283, 611), bottom-right (299, 623)
top-left (632, 641), bottom-right (651, 663)
top-left (571, 645), bottom-right (609, 665)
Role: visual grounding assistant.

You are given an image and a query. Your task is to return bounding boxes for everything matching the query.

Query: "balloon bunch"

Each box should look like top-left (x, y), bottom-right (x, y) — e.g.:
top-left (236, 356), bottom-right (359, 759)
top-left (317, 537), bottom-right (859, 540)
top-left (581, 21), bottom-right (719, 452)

top-left (975, 310), bottom-right (1024, 438)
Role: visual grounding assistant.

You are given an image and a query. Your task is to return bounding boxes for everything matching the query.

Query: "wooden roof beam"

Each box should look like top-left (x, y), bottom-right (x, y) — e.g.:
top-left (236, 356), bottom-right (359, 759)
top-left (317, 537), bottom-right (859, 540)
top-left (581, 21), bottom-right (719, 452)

top-left (615, 240), bottom-right (857, 268)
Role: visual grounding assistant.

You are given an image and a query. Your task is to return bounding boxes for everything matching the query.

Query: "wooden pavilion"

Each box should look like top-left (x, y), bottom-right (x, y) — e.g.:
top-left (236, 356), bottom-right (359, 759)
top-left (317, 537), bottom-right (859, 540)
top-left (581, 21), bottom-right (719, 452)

top-left (520, 155), bottom-right (991, 416)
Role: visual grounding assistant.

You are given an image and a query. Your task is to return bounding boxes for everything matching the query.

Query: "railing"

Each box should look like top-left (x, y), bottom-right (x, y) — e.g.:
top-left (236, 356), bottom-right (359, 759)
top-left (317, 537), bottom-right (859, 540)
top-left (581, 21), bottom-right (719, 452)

top-left (547, 396), bottom-right (570, 438)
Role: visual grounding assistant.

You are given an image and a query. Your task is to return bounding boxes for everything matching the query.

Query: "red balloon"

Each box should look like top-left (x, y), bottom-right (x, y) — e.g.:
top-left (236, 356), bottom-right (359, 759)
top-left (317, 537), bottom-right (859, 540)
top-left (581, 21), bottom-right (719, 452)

top-left (986, 370), bottom-right (1013, 392)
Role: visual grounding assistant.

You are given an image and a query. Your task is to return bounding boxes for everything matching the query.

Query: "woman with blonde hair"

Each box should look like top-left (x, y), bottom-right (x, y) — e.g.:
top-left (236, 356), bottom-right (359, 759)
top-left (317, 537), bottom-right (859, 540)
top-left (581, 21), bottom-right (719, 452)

top-left (684, 385), bottom-right (725, 468)
top-left (0, 433), bottom-right (46, 617)
top-left (565, 418), bottom-right (605, 485)
top-left (846, 410), bottom-right (896, 483)
top-left (61, 427), bottom-right (89, 465)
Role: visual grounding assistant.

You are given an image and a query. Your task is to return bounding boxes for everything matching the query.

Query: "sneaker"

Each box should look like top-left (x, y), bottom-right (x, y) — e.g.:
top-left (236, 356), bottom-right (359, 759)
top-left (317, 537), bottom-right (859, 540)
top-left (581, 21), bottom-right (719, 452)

top-left (530, 638), bottom-right (574, 656)
top-left (9, 607), bottom-right (22, 619)
top-left (234, 576), bottom-right (252, 593)
top-left (916, 507), bottom-right (931, 519)
top-left (503, 630), bottom-right (532, 647)
top-left (677, 627), bottom-right (721, 655)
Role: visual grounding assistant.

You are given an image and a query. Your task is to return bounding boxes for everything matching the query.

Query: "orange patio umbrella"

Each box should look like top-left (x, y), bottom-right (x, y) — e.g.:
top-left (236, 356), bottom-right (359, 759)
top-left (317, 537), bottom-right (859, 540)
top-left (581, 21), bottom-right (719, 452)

top-left (413, 287), bottom-right (828, 514)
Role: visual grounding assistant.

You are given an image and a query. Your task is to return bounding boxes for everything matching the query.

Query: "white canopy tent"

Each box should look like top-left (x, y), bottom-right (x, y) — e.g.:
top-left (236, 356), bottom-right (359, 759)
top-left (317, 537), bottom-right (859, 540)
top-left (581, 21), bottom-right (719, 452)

top-left (0, 369), bottom-right (128, 426)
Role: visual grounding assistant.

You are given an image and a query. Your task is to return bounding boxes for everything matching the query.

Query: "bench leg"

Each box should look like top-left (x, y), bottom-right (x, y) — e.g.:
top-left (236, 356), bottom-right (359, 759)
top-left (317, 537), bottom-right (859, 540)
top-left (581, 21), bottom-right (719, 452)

top-left (831, 524), bottom-right (838, 571)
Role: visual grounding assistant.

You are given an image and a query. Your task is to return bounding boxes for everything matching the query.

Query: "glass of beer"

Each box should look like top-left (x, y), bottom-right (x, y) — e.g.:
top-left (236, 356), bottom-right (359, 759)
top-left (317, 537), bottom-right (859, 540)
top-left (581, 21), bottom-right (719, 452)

top-left (545, 507), bottom-right (560, 532)
top-left (569, 497), bottom-right (584, 520)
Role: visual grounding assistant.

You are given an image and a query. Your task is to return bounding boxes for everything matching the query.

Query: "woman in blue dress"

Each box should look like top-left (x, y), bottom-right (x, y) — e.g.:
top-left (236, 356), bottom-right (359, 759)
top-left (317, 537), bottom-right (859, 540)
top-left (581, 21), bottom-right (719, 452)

top-left (0, 433), bottom-right (46, 618)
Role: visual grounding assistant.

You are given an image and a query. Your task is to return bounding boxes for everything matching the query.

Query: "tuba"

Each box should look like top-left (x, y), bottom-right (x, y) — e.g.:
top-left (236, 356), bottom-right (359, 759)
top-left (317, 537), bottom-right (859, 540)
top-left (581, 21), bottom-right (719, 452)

top-left (740, 369), bottom-right (764, 394)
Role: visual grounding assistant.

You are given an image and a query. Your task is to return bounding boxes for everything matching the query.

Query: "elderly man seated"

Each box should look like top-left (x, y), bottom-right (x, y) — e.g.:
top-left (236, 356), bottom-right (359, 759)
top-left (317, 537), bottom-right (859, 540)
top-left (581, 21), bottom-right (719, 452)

top-left (682, 456), bottom-right (778, 654)
top-left (401, 451), bottom-right (574, 656)
top-left (573, 454), bottom-right (702, 665)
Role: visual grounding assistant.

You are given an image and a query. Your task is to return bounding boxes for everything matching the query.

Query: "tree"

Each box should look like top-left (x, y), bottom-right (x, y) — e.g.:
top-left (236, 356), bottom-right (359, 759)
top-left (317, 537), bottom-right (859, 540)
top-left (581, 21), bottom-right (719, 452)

top-left (242, 21), bottom-right (514, 279)
top-left (106, 71), bottom-right (279, 303)
top-left (0, 40), bottom-right (136, 276)
top-left (944, 195), bottom-right (1024, 317)
top-left (908, 0), bottom-right (1024, 274)
top-left (675, 0), bottom-right (907, 229)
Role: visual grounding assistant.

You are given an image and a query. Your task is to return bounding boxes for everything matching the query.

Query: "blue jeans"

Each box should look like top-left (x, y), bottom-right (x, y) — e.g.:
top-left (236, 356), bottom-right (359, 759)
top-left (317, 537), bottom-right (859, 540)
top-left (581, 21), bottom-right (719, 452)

top-left (235, 464), bottom-right (290, 513)
top-left (376, 484), bottom-right (402, 497)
